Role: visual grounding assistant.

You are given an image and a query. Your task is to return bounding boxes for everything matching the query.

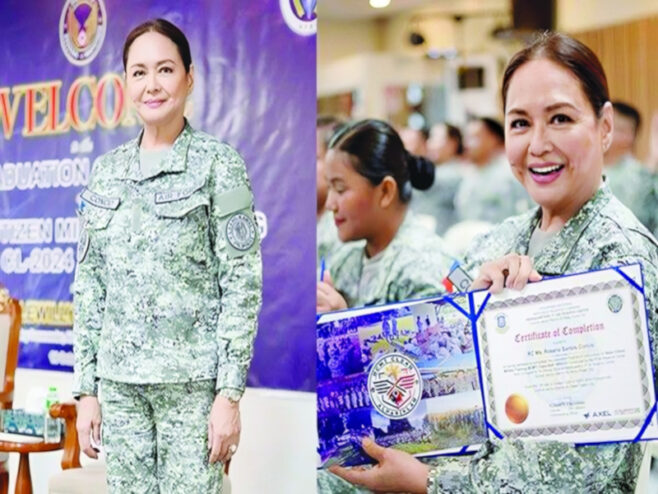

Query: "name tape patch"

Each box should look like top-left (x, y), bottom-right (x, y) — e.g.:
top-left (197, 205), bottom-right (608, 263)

top-left (81, 188), bottom-right (120, 210)
top-left (154, 181), bottom-right (205, 204)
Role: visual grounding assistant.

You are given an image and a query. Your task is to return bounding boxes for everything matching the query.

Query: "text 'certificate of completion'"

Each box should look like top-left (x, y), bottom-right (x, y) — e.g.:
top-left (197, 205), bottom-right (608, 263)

top-left (473, 263), bottom-right (658, 445)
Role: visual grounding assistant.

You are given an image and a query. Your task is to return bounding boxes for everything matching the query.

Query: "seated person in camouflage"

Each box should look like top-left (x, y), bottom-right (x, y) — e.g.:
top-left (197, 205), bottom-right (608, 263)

top-left (320, 33), bottom-right (658, 494)
top-left (316, 120), bottom-right (454, 313)
top-left (73, 19), bottom-right (261, 493)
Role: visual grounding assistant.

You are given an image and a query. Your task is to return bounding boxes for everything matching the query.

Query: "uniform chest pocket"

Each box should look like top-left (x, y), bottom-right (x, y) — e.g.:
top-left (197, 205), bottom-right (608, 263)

top-left (152, 183), bottom-right (211, 266)
top-left (80, 188), bottom-right (120, 230)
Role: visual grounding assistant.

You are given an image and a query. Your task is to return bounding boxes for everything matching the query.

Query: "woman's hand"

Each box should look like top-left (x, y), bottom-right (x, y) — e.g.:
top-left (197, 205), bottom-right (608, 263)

top-left (471, 253), bottom-right (542, 294)
top-left (317, 272), bottom-right (348, 313)
top-left (76, 395), bottom-right (102, 459)
top-left (328, 438), bottom-right (429, 494)
top-left (208, 395), bottom-right (240, 464)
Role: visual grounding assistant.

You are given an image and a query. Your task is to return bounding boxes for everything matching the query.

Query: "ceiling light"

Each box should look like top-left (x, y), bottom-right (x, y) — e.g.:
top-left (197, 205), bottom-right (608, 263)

top-left (370, 0), bottom-right (391, 9)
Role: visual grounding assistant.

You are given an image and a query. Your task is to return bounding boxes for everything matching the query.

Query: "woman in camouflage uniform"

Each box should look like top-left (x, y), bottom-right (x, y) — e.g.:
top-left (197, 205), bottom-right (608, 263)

top-left (73, 19), bottom-right (261, 493)
top-left (316, 120), bottom-right (454, 313)
top-left (322, 33), bottom-right (658, 494)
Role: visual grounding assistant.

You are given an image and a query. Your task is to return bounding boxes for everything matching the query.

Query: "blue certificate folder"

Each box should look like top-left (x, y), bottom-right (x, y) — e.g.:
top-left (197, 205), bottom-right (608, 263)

top-left (316, 264), bottom-right (658, 468)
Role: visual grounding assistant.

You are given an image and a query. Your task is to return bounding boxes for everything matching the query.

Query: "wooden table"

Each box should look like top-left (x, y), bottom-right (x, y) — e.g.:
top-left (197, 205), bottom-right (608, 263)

top-left (0, 434), bottom-right (64, 494)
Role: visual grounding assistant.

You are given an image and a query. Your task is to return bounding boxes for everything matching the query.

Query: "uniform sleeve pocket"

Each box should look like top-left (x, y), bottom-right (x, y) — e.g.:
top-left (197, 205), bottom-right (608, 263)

top-left (215, 185), bottom-right (252, 217)
top-left (214, 185), bottom-right (259, 257)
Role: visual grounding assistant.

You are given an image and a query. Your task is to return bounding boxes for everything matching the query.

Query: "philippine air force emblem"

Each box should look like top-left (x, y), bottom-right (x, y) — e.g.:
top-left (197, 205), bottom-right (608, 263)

top-left (368, 353), bottom-right (422, 419)
top-left (226, 213), bottom-right (257, 251)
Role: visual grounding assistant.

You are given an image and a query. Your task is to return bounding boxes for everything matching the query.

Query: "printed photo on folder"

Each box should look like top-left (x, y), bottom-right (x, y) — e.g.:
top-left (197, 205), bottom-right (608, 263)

top-left (316, 263), bottom-right (658, 468)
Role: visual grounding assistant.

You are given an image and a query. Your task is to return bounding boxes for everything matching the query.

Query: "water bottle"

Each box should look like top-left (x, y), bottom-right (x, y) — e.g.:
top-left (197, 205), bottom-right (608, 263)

top-left (43, 386), bottom-right (61, 443)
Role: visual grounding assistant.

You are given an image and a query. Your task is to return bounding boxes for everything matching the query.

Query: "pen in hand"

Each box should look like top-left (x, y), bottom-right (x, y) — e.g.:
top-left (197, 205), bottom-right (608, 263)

top-left (319, 256), bottom-right (326, 282)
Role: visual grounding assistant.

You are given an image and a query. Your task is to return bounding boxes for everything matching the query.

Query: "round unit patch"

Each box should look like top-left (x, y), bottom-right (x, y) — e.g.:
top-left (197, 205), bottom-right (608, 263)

top-left (226, 213), bottom-right (257, 251)
top-left (368, 353), bottom-right (422, 419)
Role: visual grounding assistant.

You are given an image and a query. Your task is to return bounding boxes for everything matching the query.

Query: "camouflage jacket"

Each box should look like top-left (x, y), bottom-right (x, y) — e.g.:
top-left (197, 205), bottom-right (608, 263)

top-left (429, 183), bottom-right (658, 493)
top-left (411, 160), bottom-right (468, 235)
top-left (329, 211), bottom-right (453, 308)
top-left (454, 155), bottom-right (533, 225)
top-left (72, 123), bottom-right (262, 402)
top-left (605, 154), bottom-right (657, 232)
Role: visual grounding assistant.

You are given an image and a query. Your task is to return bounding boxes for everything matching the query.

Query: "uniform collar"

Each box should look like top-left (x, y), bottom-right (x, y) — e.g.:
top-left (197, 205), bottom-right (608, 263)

top-left (516, 182), bottom-right (612, 275)
top-left (121, 120), bottom-right (193, 181)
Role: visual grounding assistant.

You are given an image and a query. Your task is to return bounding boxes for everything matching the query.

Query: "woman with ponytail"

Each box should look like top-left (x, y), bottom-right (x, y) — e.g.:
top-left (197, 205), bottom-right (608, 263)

top-left (316, 119), bottom-right (454, 313)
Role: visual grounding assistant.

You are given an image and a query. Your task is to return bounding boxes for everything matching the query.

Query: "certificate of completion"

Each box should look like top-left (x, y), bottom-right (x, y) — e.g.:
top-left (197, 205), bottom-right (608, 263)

top-left (473, 264), bottom-right (658, 444)
top-left (317, 264), bottom-right (658, 467)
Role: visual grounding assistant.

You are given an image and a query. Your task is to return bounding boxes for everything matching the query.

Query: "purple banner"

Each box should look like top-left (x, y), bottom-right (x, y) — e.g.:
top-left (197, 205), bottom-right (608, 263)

top-left (0, 0), bottom-right (316, 391)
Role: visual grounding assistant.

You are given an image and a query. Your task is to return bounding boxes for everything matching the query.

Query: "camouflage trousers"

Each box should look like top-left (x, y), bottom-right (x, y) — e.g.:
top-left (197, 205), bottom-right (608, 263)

top-left (101, 379), bottom-right (223, 494)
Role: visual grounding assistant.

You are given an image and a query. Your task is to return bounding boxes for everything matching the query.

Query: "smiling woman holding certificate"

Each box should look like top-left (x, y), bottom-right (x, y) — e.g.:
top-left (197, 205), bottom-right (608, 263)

top-left (321, 32), bottom-right (658, 494)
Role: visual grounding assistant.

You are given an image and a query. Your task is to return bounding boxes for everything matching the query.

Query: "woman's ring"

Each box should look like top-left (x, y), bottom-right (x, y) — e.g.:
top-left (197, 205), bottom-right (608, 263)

top-left (229, 444), bottom-right (238, 455)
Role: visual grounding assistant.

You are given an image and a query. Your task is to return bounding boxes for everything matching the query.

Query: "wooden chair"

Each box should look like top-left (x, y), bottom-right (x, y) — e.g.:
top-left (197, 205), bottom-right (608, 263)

top-left (48, 402), bottom-right (232, 493)
top-left (0, 286), bottom-right (22, 494)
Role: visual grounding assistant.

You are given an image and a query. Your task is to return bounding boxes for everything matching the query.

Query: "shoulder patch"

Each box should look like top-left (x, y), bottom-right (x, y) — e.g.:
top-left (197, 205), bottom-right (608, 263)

top-left (226, 212), bottom-right (257, 252)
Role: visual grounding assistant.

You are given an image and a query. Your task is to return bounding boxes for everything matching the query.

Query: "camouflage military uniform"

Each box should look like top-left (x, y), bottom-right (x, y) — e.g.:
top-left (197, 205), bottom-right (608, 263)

top-left (605, 154), bottom-right (657, 231)
top-left (72, 122), bottom-right (262, 493)
top-left (454, 155), bottom-right (533, 225)
top-left (329, 211), bottom-right (454, 308)
top-left (102, 380), bottom-right (222, 493)
top-left (412, 161), bottom-right (468, 235)
top-left (319, 184), bottom-right (658, 493)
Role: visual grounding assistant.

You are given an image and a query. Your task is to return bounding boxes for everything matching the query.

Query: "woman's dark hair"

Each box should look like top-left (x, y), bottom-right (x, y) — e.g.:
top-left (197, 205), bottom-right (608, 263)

top-left (123, 19), bottom-right (192, 73)
top-left (502, 32), bottom-right (609, 117)
top-left (445, 124), bottom-right (464, 156)
top-left (328, 119), bottom-right (434, 203)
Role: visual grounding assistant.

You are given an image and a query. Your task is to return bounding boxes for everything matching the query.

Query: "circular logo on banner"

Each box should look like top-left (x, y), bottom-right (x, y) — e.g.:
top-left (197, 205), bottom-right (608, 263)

top-left (607, 294), bottom-right (623, 313)
top-left (226, 213), bottom-right (257, 251)
top-left (280, 0), bottom-right (317, 36)
top-left (368, 353), bottom-right (422, 419)
top-left (59, 0), bottom-right (107, 66)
